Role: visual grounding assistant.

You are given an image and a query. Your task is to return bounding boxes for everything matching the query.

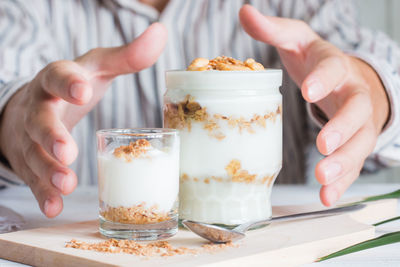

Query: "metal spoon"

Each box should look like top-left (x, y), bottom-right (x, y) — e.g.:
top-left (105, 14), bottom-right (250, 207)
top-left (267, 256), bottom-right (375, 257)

top-left (182, 203), bottom-right (366, 243)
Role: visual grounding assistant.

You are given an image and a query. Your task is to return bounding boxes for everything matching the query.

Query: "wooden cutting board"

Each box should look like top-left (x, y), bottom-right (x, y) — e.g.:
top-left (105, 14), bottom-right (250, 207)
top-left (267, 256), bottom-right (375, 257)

top-left (0, 199), bottom-right (397, 267)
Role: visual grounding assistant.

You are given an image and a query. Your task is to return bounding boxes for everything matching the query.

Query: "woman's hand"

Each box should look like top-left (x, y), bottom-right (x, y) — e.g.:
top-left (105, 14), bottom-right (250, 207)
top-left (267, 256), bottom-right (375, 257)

top-left (239, 5), bottom-right (389, 206)
top-left (0, 23), bottom-right (167, 217)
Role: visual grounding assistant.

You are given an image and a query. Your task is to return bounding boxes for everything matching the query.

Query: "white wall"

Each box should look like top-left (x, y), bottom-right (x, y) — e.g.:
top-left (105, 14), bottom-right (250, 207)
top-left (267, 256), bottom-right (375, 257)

top-left (353, 0), bottom-right (399, 183)
top-left (356, 0), bottom-right (400, 43)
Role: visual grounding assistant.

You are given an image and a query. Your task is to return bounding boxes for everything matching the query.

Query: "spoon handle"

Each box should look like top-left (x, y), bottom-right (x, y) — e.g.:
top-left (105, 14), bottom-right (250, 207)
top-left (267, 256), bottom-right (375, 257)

top-left (234, 203), bottom-right (366, 233)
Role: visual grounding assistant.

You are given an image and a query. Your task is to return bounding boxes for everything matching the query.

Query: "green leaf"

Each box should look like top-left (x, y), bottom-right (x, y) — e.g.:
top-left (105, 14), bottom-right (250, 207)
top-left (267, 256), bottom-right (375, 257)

top-left (373, 216), bottom-right (400, 226)
top-left (361, 189), bottom-right (400, 203)
top-left (341, 189), bottom-right (400, 207)
top-left (317, 231), bottom-right (400, 262)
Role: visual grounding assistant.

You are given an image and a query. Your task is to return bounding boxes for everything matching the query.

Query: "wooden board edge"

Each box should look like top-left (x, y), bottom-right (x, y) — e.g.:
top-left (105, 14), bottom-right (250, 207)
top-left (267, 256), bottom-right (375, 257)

top-left (350, 198), bottom-right (398, 224)
top-left (0, 238), bottom-right (116, 267)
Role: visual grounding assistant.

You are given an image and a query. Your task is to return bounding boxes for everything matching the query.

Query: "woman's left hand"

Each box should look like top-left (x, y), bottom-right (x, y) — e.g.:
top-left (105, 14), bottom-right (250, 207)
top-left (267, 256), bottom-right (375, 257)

top-left (240, 5), bottom-right (389, 206)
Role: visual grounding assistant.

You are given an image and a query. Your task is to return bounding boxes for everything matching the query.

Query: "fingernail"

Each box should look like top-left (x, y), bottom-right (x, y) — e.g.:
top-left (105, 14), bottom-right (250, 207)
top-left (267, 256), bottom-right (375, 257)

top-left (70, 83), bottom-right (84, 100)
top-left (53, 141), bottom-right (64, 162)
top-left (52, 172), bottom-right (65, 191)
top-left (326, 188), bottom-right (339, 206)
top-left (325, 131), bottom-right (341, 154)
top-left (44, 199), bottom-right (50, 215)
top-left (307, 80), bottom-right (324, 102)
top-left (323, 162), bottom-right (342, 183)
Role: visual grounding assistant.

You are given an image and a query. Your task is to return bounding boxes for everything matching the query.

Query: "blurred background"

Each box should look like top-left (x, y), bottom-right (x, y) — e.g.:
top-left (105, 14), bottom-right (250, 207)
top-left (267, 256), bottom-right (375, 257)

top-left (357, 0), bottom-right (400, 183)
top-left (357, 0), bottom-right (400, 44)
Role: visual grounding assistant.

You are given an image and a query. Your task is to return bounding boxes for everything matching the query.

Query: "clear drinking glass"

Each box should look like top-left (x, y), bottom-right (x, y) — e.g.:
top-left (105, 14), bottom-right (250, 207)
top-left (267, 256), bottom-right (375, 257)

top-left (96, 128), bottom-right (179, 240)
top-left (164, 70), bottom-right (282, 227)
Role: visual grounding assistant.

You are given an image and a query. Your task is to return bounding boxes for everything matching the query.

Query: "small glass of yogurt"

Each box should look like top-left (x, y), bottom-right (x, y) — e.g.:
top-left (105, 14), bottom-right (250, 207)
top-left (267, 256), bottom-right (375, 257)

top-left (96, 128), bottom-right (179, 240)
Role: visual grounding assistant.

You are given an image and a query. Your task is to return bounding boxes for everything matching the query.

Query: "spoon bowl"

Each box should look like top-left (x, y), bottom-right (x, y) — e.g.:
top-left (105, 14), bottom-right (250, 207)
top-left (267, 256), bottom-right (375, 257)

top-left (182, 220), bottom-right (245, 243)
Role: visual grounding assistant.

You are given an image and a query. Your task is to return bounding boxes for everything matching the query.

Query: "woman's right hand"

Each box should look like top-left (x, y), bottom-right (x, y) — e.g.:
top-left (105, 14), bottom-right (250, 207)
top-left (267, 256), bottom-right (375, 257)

top-left (0, 23), bottom-right (167, 218)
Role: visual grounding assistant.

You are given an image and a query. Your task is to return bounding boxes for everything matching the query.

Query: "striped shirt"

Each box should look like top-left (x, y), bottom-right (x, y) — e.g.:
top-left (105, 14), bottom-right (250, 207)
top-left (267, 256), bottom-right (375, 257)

top-left (0, 0), bottom-right (399, 186)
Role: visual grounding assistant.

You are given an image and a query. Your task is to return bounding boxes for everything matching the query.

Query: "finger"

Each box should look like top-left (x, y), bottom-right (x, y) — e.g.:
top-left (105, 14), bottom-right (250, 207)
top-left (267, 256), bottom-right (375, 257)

top-left (42, 194), bottom-right (63, 218)
top-left (24, 104), bottom-right (78, 165)
top-left (316, 123), bottom-right (375, 186)
top-left (76, 22), bottom-right (168, 78)
top-left (317, 91), bottom-right (373, 155)
top-left (301, 56), bottom-right (348, 102)
top-left (38, 60), bottom-right (92, 104)
top-left (315, 124), bottom-right (376, 205)
top-left (6, 129), bottom-right (64, 218)
top-left (239, 4), bottom-right (318, 53)
top-left (319, 169), bottom-right (360, 207)
top-left (21, 133), bottom-right (77, 195)
top-left (20, 162), bottom-right (63, 218)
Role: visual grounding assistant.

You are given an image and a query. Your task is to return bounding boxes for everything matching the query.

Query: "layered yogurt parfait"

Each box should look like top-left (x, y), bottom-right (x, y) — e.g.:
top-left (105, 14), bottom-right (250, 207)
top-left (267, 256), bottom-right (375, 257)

top-left (164, 57), bottom-right (282, 226)
top-left (96, 129), bottom-right (179, 240)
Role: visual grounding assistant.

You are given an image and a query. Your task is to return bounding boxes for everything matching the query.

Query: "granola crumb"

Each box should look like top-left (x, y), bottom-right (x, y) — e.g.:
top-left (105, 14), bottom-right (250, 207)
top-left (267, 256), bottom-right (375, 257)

top-left (225, 160), bottom-right (257, 184)
top-left (243, 58), bottom-right (265, 71)
top-left (65, 239), bottom-right (238, 257)
top-left (113, 139), bottom-right (151, 162)
top-left (277, 104), bottom-right (282, 114)
top-left (211, 176), bottom-right (223, 182)
top-left (261, 175), bottom-right (274, 186)
top-left (267, 176), bottom-right (274, 186)
top-left (181, 173), bottom-right (189, 181)
top-left (201, 241), bottom-right (239, 253)
top-left (213, 132), bottom-right (226, 140)
top-left (187, 56), bottom-right (265, 71)
top-left (187, 57), bottom-right (210, 71)
top-left (100, 203), bottom-right (170, 224)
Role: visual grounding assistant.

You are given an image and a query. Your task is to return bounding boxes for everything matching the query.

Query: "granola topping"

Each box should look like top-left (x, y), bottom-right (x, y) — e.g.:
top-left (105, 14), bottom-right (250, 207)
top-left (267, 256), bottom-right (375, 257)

top-left (113, 139), bottom-right (151, 162)
top-left (101, 203), bottom-right (171, 224)
top-left (187, 56), bottom-right (264, 71)
top-left (65, 239), bottom-right (238, 257)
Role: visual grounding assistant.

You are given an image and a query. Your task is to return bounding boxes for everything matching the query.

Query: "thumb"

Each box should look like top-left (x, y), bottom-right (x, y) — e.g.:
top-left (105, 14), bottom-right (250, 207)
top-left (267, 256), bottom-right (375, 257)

top-left (76, 22), bottom-right (168, 78)
top-left (239, 5), bottom-right (318, 53)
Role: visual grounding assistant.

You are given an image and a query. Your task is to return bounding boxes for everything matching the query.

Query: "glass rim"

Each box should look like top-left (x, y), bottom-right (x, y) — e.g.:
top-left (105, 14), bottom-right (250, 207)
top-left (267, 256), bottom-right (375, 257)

top-left (165, 69), bottom-right (282, 90)
top-left (96, 128), bottom-right (179, 138)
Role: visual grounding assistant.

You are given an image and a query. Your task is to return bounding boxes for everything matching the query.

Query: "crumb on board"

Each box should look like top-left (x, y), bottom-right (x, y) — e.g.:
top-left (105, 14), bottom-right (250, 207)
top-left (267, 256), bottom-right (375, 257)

top-left (201, 241), bottom-right (240, 252)
top-left (65, 238), bottom-right (239, 257)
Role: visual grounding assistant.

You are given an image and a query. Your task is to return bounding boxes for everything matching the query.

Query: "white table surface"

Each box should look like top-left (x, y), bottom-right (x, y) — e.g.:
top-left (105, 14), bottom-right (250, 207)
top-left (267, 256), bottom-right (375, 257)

top-left (0, 184), bottom-right (399, 267)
